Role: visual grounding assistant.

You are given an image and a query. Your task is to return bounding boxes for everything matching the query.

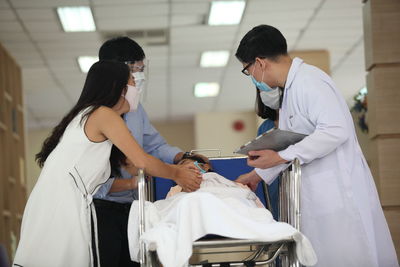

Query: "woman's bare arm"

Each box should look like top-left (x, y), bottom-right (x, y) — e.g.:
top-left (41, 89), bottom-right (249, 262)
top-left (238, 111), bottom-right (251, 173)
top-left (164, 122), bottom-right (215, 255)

top-left (87, 106), bottom-right (202, 191)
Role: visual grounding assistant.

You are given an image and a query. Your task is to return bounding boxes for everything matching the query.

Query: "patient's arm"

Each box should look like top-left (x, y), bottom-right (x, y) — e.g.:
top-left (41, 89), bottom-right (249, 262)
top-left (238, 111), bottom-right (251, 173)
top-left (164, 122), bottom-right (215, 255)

top-left (166, 185), bottom-right (183, 197)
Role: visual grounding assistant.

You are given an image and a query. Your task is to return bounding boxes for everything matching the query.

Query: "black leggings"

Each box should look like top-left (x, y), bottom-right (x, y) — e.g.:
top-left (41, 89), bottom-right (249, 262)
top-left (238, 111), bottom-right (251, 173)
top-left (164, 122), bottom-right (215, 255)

top-left (93, 199), bottom-right (139, 267)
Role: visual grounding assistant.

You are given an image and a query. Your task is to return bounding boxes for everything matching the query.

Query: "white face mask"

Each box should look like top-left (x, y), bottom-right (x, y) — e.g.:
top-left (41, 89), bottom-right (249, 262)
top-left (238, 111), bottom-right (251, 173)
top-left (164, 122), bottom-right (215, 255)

top-left (132, 72), bottom-right (146, 93)
top-left (125, 85), bottom-right (140, 111)
top-left (260, 88), bottom-right (280, 109)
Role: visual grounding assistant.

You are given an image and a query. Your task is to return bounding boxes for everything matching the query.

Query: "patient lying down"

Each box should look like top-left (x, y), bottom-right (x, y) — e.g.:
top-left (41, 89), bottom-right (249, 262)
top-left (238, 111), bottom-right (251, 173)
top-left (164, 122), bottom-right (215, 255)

top-left (167, 154), bottom-right (264, 208)
top-left (127, 155), bottom-right (317, 267)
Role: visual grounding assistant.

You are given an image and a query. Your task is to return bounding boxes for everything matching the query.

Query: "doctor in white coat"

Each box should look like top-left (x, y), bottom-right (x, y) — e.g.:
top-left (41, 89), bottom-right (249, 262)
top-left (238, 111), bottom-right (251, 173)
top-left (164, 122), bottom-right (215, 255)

top-left (235, 25), bottom-right (399, 267)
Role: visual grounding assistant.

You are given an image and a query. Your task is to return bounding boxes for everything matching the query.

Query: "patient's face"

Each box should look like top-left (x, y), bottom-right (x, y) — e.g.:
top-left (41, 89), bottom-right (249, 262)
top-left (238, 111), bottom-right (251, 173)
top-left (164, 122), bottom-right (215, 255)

top-left (178, 159), bottom-right (211, 173)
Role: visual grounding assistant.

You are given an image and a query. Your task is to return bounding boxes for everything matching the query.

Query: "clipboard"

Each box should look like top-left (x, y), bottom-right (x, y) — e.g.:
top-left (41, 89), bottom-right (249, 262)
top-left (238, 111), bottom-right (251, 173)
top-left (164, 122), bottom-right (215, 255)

top-left (234, 128), bottom-right (307, 155)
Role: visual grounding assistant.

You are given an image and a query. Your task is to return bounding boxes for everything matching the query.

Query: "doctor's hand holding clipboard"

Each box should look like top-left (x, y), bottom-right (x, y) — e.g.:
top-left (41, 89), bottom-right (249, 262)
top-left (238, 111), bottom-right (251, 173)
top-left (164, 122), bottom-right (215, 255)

top-left (246, 149), bottom-right (287, 169)
top-left (234, 128), bottom-right (307, 169)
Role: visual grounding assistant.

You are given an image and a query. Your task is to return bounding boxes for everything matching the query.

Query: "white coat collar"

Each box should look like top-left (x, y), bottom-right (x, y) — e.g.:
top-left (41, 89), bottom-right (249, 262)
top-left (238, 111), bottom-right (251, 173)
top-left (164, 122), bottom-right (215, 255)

top-left (284, 57), bottom-right (304, 90)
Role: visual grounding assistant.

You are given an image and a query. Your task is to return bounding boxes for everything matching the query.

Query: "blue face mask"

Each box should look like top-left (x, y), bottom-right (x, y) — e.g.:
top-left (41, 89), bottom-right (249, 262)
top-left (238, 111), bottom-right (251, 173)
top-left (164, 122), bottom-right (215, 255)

top-left (250, 63), bottom-right (274, 92)
top-left (250, 76), bottom-right (274, 92)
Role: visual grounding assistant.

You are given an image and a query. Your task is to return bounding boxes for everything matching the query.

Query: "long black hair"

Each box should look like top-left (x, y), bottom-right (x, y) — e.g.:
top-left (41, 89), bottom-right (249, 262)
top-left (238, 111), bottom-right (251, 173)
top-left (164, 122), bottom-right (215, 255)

top-left (255, 88), bottom-right (278, 121)
top-left (36, 60), bottom-right (130, 168)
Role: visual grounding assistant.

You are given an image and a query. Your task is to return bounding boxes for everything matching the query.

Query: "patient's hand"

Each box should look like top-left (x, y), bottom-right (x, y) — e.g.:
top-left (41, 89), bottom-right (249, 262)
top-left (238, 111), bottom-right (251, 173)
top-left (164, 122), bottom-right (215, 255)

top-left (235, 170), bottom-right (262, 192)
top-left (173, 164), bottom-right (202, 192)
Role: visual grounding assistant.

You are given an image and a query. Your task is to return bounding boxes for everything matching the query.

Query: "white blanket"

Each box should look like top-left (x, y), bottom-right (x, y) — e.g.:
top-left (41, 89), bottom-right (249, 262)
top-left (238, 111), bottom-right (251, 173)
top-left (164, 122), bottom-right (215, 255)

top-left (128, 173), bottom-right (317, 267)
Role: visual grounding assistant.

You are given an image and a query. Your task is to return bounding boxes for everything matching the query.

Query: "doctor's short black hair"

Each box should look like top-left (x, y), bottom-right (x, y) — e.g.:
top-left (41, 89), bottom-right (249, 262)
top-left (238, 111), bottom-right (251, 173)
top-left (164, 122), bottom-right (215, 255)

top-left (99, 36), bottom-right (145, 63)
top-left (235, 25), bottom-right (288, 63)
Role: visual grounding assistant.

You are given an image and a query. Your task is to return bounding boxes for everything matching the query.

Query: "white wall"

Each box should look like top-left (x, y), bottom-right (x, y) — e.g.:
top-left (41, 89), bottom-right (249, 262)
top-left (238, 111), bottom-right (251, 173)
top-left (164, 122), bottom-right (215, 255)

top-left (195, 110), bottom-right (258, 157)
top-left (152, 120), bottom-right (194, 152)
top-left (26, 129), bottom-right (51, 195)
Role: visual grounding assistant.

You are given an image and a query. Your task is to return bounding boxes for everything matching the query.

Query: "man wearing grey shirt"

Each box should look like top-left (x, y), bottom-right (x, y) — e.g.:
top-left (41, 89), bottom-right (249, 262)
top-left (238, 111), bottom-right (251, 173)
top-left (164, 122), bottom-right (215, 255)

top-left (93, 37), bottom-right (189, 267)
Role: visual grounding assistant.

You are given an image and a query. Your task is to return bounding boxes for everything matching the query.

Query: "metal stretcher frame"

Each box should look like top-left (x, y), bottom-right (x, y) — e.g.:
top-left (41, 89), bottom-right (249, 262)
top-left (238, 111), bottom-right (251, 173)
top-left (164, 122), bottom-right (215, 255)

top-left (137, 158), bottom-right (302, 267)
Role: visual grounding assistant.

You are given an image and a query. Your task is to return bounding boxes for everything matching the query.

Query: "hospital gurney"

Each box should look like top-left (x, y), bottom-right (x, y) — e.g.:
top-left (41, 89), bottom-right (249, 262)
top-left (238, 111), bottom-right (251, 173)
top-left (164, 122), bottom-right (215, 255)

top-left (137, 156), bottom-right (303, 267)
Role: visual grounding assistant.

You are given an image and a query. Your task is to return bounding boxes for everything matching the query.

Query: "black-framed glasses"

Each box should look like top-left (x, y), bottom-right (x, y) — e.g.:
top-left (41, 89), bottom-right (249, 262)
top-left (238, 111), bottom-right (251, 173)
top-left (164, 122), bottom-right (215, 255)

top-left (241, 62), bottom-right (254, 76)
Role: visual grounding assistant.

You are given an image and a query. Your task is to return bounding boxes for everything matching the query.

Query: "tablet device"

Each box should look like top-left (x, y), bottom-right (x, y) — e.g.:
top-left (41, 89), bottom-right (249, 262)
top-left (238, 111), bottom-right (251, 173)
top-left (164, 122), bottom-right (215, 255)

top-left (234, 128), bottom-right (307, 155)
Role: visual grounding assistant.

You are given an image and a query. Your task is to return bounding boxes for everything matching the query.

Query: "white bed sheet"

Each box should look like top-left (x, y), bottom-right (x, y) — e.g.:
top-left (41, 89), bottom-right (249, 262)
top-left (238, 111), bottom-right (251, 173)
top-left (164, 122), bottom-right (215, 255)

top-left (128, 173), bottom-right (317, 267)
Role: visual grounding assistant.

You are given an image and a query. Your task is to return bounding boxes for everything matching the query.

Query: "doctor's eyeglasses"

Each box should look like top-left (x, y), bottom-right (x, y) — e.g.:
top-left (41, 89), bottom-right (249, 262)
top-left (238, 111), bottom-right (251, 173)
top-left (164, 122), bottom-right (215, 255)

top-left (241, 62), bottom-right (254, 76)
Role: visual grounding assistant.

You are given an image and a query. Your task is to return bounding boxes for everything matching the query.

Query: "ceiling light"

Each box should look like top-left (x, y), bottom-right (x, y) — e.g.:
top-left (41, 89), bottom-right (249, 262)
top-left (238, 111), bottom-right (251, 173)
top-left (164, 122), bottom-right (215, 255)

top-left (57, 6), bottom-right (96, 32)
top-left (194, 83), bottom-right (220, 98)
top-left (78, 56), bottom-right (98, 73)
top-left (200, 51), bottom-right (230, 67)
top-left (208, 1), bottom-right (246, 26)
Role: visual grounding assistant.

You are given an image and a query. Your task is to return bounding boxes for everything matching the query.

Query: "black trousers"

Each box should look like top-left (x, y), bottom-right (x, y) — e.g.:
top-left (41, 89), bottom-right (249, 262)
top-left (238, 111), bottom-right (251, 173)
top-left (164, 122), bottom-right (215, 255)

top-left (93, 199), bottom-right (140, 267)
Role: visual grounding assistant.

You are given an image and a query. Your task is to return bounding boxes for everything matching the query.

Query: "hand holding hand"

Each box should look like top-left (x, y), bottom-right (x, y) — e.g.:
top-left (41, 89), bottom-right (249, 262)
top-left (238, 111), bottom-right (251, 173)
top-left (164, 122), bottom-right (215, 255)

top-left (247, 150), bottom-right (287, 169)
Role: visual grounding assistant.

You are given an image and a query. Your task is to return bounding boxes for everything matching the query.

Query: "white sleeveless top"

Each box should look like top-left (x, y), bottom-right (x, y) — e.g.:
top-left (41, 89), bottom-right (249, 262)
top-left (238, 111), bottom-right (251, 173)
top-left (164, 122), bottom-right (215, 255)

top-left (14, 108), bottom-right (112, 267)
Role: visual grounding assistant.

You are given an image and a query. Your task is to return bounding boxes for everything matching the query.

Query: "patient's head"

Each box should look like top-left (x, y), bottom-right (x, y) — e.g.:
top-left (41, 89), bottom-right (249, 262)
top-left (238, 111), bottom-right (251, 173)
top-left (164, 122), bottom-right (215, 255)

top-left (178, 154), bottom-right (213, 173)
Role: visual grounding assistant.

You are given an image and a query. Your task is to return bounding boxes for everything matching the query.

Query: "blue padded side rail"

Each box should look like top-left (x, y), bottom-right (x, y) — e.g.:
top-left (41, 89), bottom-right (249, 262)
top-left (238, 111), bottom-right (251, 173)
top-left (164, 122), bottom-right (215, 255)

top-left (153, 157), bottom-right (267, 207)
top-left (153, 177), bottom-right (176, 201)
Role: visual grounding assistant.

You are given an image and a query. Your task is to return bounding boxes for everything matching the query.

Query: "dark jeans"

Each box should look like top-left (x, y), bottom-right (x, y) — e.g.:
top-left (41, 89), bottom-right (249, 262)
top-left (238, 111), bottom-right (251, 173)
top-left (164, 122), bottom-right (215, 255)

top-left (93, 199), bottom-right (140, 267)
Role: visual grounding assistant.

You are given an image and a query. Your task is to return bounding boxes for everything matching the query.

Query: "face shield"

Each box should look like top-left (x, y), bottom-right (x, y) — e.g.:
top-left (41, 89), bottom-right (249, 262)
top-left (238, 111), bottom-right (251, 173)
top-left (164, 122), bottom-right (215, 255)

top-left (125, 59), bottom-right (149, 102)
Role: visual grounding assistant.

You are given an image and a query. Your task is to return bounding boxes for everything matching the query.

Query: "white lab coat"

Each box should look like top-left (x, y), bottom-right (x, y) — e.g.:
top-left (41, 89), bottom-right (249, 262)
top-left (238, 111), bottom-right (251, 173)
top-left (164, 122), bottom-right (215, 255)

top-left (255, 58), bottom-right (398, 267)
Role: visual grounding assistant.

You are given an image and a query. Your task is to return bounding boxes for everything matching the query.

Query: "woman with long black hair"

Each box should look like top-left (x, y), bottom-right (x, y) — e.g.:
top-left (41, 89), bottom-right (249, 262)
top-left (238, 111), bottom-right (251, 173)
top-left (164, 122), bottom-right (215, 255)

top-left (13, 60), bottom-right (201, 267)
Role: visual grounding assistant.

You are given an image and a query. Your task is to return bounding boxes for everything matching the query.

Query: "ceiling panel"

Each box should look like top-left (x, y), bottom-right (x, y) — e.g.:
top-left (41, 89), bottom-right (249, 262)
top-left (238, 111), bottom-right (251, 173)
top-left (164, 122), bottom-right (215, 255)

top-left (0, 32), bottom-right (29, 42)
top-left (97, 16), bottom-right (168, 31)
top-left (246, 0), bottom-right (321, 11)
top-left (1, 41), bottom-right (37, 57)
top-left (0, 8), bottom-right (15, 20)
top-left (170, 52), bottom-right (199, 68)
top-left (16, 8), bottom-right (57, 20)
top-left (0, 0), bottom-right (367, 129)
top-left (92, 0), bottom-right (168, 5)
top-left (171, 15), bottom-right (204, 27)
top-left (22, 68), bottom-right (59, 93)
top-left (31, 32), bottom-right (101, 42)
top-left (11, 0), bottom-right (89, 8)
top-left (0, 21), bottom-right (24, 32)
top-left (171, 25), bottom-right (238, 40)
top-left (23, 21), bottom-right (61, 33)
top-left (0, 1), bottom-right (10, 8)
top-left (94, 4), bottom-right (168, 18)
top-left (13, 51), bottom-right (43, 64)
top-left (323, 0), bottom-right (362, 9)
top-left (172, 2), bottom-right (209, 14)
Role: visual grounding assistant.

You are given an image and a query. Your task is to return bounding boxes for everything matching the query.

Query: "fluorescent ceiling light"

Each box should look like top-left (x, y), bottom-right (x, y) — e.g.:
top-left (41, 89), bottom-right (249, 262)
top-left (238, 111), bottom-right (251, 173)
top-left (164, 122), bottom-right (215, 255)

top-left (57, 6), bottom-right (96, 32)
top-left (78, 56), bottom-right (98, 73)
top-left (200, 51), bottom-right (230, 67)
top-left (208, 1), bottom-right (245, 25)
top-left (194, 82), bottom-right (220, 98)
